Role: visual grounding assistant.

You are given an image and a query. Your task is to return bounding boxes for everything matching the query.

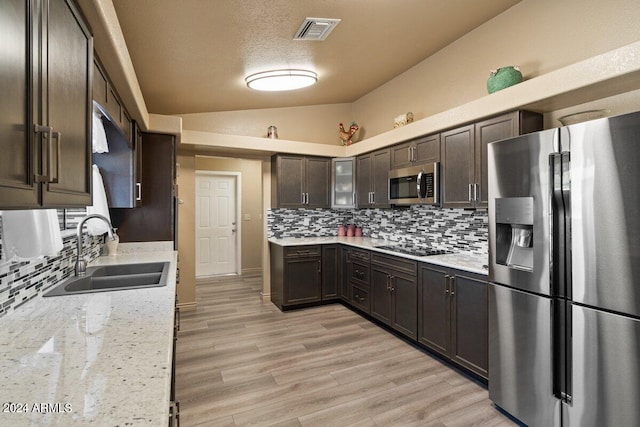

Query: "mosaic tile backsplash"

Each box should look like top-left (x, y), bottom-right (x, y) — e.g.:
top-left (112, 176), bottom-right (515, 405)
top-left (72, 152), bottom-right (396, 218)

top-left (0, 216), bottom-right (103, 317)
top-left (268, 205), bottom-right (488, 255)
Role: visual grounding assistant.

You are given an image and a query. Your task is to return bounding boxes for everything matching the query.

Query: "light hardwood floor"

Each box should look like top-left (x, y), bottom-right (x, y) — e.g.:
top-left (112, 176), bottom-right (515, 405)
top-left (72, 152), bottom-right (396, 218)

top-left (175, 274), bottom-right (517, 427)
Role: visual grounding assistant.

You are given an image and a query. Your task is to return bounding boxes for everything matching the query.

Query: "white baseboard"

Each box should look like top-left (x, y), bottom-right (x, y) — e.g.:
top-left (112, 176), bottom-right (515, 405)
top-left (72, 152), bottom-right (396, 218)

top-left (260, 292), bottom-right (271, 302)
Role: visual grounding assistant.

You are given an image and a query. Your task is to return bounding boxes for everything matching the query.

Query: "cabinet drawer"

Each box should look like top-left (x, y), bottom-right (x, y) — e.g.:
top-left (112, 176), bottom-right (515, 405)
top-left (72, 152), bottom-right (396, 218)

top-left (284, 245), bottom-right (321, 258)
top-left (350, 261), bottom-right (370, 285)
top-left (349, 248), bottom-right (370, 263)
top-left (371, 253), bottom-right (417, 275)
top-left (351, 285), bottom-right (370, 313)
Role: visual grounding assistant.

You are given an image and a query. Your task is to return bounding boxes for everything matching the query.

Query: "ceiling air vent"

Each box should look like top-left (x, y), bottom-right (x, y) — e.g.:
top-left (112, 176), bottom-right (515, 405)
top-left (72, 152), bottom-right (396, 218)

top-left (294, 18), bottom-right (341, 41)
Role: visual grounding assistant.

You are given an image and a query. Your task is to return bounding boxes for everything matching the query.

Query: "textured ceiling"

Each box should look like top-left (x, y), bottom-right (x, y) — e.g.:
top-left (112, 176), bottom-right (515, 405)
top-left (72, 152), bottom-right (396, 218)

top-left (112, 0), bottom-right (520, 115)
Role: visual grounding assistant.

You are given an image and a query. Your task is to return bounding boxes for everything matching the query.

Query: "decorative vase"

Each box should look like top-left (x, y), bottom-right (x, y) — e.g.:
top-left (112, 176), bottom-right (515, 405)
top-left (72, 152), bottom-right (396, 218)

top-left (346, 224), bottom-right (355, 237)
top-left (487, 66), bottom-right (523, 94)
top-left (337, 225), bottom-right (346, 236)
top-left (355, 226), bottom-right (362, 237)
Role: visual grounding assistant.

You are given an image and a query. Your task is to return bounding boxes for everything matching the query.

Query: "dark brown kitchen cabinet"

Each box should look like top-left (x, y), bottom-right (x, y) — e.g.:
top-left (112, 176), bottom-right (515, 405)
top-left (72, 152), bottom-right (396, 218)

top-left (356, 149), bottom-right (390, 208)
top-left (440, 111), bottom-right (542, 209)
top-left (418, 263), bottom-right (488, 379)
top-left (338, 247), bottom-right (350, 301)
top-left (270, 244), bottom-right (322, 310)
top-left (346, 248), bottom-right (371, 313)
top-left (370, 253), bottom-right (418, 340)
top-left (110, 132), bottom-right (175, 242)
top-left (271, 155), bottom-right (330, 208)
top-left (93, 57), bottom-right (135, 141)
top-left (0, 0), bottom-right (92, 209)
top-left (321, 245), bottom-right (339, 300)
top-left (390, 133), bottom-right (441, 170)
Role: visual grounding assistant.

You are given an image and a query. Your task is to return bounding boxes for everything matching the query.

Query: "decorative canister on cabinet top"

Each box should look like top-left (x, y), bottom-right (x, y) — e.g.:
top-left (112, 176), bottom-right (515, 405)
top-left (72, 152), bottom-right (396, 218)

top-left (487, 65), bottom-right (523, 94)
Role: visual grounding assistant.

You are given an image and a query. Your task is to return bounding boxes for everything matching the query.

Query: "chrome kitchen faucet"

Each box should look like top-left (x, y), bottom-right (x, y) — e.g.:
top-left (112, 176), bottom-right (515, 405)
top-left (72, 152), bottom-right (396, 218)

top-left (75, 214), bottom-right (116, 276)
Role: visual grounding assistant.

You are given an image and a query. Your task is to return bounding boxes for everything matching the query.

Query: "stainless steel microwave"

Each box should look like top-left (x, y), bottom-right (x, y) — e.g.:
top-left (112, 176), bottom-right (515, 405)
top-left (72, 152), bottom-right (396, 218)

top-left (388, 163), bottom-right (439, 205)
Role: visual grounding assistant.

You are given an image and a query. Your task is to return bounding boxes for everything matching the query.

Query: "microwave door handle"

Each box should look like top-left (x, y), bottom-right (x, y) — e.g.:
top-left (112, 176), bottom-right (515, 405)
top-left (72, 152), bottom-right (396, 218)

top-left (417, 170), bottom-right (424, 203)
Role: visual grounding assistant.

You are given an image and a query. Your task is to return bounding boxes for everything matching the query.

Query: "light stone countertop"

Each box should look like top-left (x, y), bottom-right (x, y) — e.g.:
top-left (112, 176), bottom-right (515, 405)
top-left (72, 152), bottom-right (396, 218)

top-left (268, 236), bottom-right (488, 275)
top-left (0, 250), bottom-right (178, 427)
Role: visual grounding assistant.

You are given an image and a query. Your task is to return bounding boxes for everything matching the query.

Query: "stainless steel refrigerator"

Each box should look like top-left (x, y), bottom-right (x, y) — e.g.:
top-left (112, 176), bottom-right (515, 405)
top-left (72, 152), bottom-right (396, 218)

top-left (487, 111), bottom-right (640, 427)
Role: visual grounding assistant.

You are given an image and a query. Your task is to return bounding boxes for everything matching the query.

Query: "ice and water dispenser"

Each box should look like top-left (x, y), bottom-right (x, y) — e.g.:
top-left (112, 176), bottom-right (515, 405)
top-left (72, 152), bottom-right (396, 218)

top-left (494, 197), bottom-right (534, 271)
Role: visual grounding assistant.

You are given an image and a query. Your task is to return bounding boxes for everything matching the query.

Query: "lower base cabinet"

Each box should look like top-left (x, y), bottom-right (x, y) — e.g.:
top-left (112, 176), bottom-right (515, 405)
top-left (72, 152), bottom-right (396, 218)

top-left (418, 264), bottom-right (488, 379)
top-left (269, 243), bottom-right (488, 380)
top-left (270, 243), bottom-right (339, 310)
top-left (370, 254), bottom-right (418, 340)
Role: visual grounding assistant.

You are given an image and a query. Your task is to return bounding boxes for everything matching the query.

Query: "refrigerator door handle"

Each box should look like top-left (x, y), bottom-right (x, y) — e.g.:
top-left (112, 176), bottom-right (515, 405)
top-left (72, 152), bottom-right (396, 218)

top-left (550, 153), bottom-right (567, 297)
top-left (561, 152), bottom-right (572, 298)
top-left (552, 299), bottom-right (573, 403)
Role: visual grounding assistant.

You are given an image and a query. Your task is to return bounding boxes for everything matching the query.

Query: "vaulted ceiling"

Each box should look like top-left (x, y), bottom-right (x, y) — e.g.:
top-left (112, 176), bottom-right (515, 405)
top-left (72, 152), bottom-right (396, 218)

top-left (112, 0), bottom-right (520, 115)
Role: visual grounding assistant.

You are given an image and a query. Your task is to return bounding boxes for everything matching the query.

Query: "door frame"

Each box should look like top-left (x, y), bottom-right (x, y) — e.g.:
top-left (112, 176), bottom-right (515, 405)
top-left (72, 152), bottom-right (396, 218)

top-left (195, 170), bottom-right (242, 276)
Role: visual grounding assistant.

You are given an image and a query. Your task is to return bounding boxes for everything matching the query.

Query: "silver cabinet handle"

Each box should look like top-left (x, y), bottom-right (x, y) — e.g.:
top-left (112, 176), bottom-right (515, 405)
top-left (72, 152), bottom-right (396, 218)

top-left (50, 131), bottom-right (61, 184)
top-left (136, 182), bottom-right (142, 201)
top-left (408, 147), bottom-right (412, 163)
top-left (33, 124), bottom-right (53, 183)
top-left (301, 193), bottom-right (305, 204)
top-left (468, 183), bottom-right (473, 202)
top-left (371, 191), bottom-right (375, 204)
top-left (473, 183), bottom-right (478, 202)
top-left (306, 192), bottom-right (309, 205)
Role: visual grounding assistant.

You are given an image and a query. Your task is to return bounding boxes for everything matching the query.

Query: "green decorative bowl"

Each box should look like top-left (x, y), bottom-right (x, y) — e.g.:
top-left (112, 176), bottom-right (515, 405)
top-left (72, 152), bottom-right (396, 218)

top-left (487, 66), bottom-right (523, 94)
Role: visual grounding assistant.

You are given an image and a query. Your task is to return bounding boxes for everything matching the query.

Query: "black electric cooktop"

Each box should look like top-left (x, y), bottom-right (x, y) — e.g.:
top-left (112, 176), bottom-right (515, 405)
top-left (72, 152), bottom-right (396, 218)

top-left (374, 244), bottom-right (453, 257)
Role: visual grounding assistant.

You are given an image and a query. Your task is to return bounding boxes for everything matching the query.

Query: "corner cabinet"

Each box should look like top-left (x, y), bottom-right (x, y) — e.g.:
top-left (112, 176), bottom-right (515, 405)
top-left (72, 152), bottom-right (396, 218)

top-left (0, 0), bottom-right (93, 209)
top-left (271, 155), bottom-right (330, 208)
top-left (418, 263), bottom-right (488, 379)
top-left (356, 149), bottom-right (390, 208)
top-left (440, 110), bottom-right (542, 209)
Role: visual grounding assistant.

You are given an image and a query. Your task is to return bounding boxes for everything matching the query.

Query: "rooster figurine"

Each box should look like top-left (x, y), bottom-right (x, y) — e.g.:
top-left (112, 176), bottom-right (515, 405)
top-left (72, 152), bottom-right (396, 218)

top-left (338, 121), bottom-right (359, 146)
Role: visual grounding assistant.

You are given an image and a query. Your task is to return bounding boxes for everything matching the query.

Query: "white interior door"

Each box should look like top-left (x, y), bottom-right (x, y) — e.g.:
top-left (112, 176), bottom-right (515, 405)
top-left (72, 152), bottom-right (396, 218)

top-left (196, 174), bottom-right (238, 277)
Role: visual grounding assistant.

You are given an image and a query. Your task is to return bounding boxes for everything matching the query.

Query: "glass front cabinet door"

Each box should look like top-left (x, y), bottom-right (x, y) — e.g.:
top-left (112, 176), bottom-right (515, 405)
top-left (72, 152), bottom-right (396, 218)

top-left (331, 158), bottom-right (356, 209)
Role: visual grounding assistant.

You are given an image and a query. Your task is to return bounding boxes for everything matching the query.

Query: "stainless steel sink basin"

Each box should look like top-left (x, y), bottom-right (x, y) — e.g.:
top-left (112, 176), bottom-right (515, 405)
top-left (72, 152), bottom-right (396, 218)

top-left (44, 262), bottom-right (170, 297)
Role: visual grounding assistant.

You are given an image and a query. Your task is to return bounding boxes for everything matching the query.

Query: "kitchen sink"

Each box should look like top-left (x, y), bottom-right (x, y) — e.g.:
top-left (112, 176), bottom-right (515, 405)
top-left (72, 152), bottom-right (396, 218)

top-left (43, 262), bottom-right (170, 297)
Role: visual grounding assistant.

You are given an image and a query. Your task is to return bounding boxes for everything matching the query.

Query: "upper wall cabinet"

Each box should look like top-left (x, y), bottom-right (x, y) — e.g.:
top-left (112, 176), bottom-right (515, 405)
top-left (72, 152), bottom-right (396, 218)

top-left (93, 58), bottom-right (133, 140)
top-left (0, 0), bottom-right (93, 209)
top-left (271, 155), bottom-right (331, 208)
top-left (440, 111), bottom-right (543, 209)
top-left (390, 133), bottom-right (441, 170)
top-left (331, 157), bottom-right (356, 209)
top-left (356, 149), bottom-right (390, 208)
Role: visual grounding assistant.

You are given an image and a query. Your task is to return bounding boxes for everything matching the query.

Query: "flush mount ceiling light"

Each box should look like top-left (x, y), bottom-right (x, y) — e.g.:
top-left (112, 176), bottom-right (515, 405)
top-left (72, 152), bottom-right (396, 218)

top-left (245, 69), bottom-right (317, 91)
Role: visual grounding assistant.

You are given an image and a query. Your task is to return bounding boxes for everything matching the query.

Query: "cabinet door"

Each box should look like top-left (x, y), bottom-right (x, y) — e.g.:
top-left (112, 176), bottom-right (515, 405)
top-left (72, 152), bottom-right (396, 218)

top-left (93, 60), bottom-right (108, 107)
top-left (474, 112), bottom-right (519, 209)
top-left (451, 271), bottom-right (488, 378)
top-left (414, 133), bottom-right (440, 164)
top-left (370, 266), bottom-right (392, 325)
top-left (42, 0), bottom-right (92, 207)
top-left (134, 122), bottom-right (143, 207)
top-left (285, 257), bottom-right (322, 305)
top-left (0, 0), bottom-right (39, 208)
top-left (371, 149), bottom-right (390, 207)
top-left (306, 157), bottom-right (330, 208)
top-left (391, 272), bottom-right (418, 340)
top-left (390, 141), bottom-right (413, 170)
top-left (339, 247), bottom-right (350, 301)
top-left (441, 125), bottom-right (475, 208)
top-left (418, 265), bottom-right (450, 357)
top-left (332, 157), bottom-right (356, 209)
top-left (356, 154), bottom-right (372, 208)
top-left (322, 245), bottom-right (338, 300)
top-left (110, 133), bottom-right (175, 242)
top-left (275, 155), bottom-right (305, 207)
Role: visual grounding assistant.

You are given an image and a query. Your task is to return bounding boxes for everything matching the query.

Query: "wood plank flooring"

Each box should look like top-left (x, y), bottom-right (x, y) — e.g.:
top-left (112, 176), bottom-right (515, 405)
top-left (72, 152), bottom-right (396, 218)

top-left (175, 274), bottom-right (517, 427)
